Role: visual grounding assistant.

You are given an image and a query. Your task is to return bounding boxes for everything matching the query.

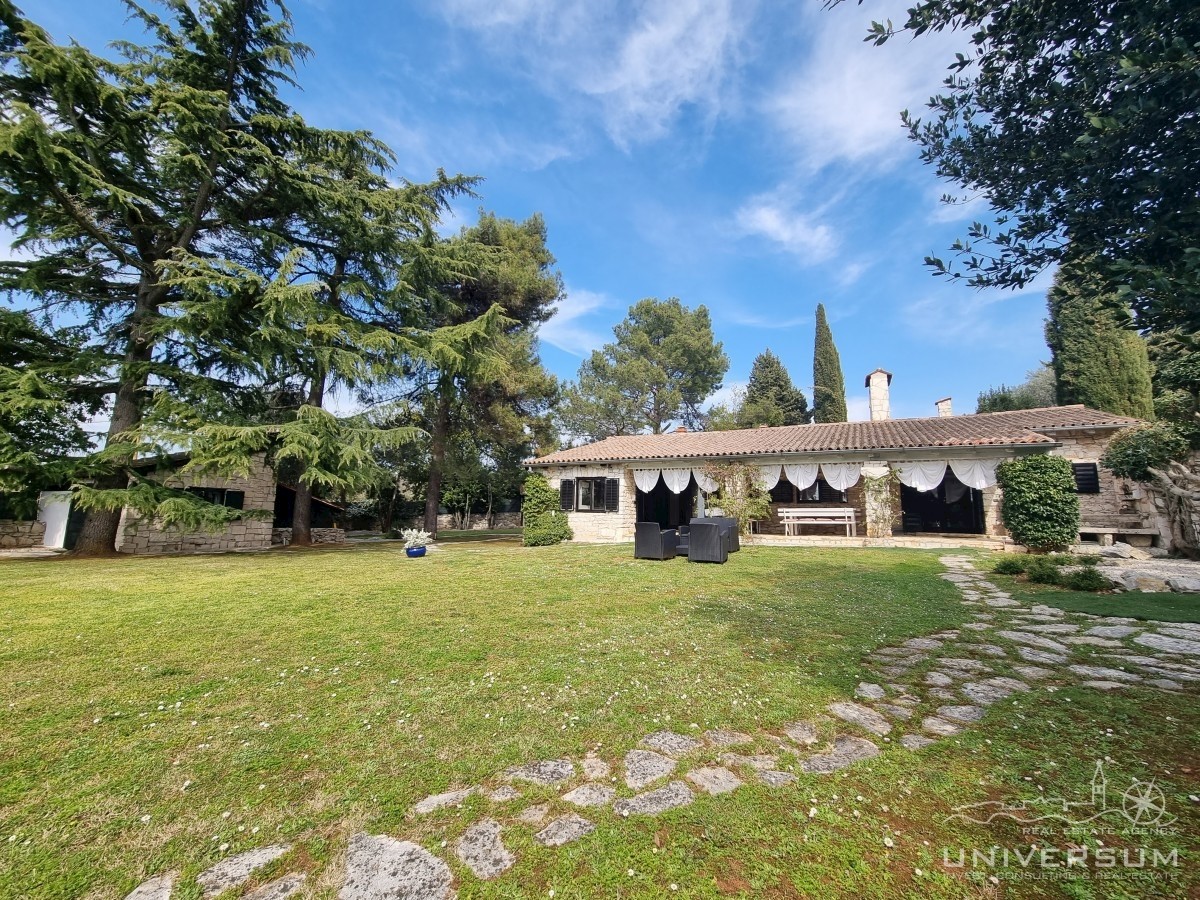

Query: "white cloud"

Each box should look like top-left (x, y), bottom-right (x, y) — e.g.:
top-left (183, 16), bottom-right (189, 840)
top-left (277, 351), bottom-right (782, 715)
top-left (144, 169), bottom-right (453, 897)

top-left (764, 3), bottom-right (960, 172)
top-left (538, 287), bottom-right (613, 357)
top-left (435, 0), bottom-right (749, 149)
top-left (722, 307), bottom-right (812, 330)
top-left (734, 196), bottom-right (837, 264)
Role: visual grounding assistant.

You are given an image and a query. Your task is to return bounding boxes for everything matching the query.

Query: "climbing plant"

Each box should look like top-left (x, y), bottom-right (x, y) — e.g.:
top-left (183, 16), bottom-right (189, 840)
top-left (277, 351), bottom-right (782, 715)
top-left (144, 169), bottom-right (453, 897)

top-left (995, 456), bottom-right (1080, 551)
top-left (700, 462), bottom-right (771, 538)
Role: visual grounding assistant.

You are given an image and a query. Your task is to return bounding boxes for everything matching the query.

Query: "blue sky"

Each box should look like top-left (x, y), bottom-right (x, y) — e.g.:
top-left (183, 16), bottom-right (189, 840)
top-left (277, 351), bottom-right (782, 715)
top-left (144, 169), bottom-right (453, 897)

top-left (28, 0), bottom-right (1055, 421)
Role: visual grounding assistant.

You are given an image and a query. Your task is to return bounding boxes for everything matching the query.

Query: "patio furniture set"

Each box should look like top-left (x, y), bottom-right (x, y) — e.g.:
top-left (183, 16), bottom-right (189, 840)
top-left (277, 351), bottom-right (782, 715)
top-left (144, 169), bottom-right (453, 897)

top-left (633, 517), bottom-right (740, 564)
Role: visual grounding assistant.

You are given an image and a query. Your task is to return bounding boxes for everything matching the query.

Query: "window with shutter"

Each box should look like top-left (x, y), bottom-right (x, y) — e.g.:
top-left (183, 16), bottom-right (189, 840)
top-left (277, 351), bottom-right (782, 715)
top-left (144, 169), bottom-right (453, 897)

top-left (559, 479), bottom-right (575, 511)
top-left (604, 478), bottom-right (620, 511)
top-left (1072, 463), bottom-right (1101, 494)
top-left (223, 490), bottom-right (245, 510)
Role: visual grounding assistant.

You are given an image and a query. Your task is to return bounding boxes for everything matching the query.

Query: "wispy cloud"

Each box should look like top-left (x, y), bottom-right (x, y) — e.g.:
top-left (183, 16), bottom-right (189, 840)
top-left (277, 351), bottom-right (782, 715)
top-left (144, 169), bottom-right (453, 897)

top-left (539, 286), bottom-right (613, 356)
top-left (733, 195), bottom-right (837, 264)
top-left (722, 307), bottom-right (812, 330)
top-left (901, 268), bottom-right (1057, 348)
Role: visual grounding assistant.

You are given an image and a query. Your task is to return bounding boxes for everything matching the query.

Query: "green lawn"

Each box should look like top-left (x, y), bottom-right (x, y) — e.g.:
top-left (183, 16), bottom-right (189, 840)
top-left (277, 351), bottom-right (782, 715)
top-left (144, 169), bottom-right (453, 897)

top-left (983, 565), bottom-right (1200, 623)
top-left (1, 544), bottom-right (1197, 898)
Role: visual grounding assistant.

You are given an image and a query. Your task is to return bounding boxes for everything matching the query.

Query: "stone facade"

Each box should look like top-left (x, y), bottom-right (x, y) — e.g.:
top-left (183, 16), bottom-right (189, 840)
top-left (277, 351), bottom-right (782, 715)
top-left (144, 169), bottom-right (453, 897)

top-left (115, 456), bottom-right (276, 555)
top-left (434, 511), bottom-right (523, 531)
top-left (0, 520), bottom-right (45, 549)
top-left (541, 465), bottom-right (637, 543)
top-left (272, 527), bottom-right (345, 545)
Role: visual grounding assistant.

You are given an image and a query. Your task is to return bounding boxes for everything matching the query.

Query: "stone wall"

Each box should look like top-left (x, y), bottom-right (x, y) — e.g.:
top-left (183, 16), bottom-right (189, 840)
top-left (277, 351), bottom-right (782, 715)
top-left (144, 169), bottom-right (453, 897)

top-left (1048, 429), bottom-right (1162, 545)
top-left (116, 456), bottom-right (276, 555)
top-left (541, 465), bottom-right (637, 543)
top-left (272, 527), bottom-right (345, 545)
top-left (0, 520), bottom-right (45, 549)
top-left (434, 511), bottom-right (523, 531)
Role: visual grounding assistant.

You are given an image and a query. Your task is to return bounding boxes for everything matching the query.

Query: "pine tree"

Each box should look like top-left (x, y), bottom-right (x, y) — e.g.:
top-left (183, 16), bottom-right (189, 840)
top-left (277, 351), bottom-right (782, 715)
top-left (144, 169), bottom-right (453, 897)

top-left (812, 303), bottom-right (847, 423)
top-left (1045, 258), bottom-right (1155, 419)
top-left (738, 349), bottom-right (810, 427)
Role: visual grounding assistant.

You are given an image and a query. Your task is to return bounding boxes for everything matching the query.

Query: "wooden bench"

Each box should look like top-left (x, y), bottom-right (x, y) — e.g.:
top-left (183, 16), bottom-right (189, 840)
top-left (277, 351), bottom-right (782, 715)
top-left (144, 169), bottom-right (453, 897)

top-left (779, 507), bottom-right (857, 537)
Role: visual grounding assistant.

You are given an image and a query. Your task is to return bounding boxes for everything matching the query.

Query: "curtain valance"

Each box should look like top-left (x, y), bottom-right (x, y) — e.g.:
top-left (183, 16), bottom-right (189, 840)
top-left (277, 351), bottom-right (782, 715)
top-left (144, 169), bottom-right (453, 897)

top-left (821, 462), bottom-right (861, 492)
top-left (661, 468), bottom-right (692, 494)
top-left (895, 460), bottom-right (948, 492)
top-left (633, 469), bottom-right (661, 493)
top-left (783, 463), bottom-right (819, 492)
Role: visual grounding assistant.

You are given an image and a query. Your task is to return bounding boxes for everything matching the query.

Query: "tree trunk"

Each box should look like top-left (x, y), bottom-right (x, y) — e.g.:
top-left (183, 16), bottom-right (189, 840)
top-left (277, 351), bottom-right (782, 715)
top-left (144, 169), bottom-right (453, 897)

top-left (72, 287), bottom-right (157, 556)
top-left (1149, 463), bottom-right (1200, 558)
top-left (423, 380), bottom-right (452, 535)
top-left (290, 372), bottom-right (326, 547)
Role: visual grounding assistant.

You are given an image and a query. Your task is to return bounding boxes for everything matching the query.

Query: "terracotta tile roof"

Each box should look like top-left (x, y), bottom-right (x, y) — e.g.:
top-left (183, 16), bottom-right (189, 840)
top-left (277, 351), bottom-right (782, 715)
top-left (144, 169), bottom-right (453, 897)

top-left (529, 405), bottom-right (1141, 466)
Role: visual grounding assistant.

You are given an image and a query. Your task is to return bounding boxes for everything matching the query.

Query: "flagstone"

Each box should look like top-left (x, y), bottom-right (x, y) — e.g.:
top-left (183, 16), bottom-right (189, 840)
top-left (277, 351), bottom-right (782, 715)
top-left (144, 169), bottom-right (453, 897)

top-left (800, 736), bottom-right (880, 774)
top-left (685, 767), bottom-right (743, 795)
top-left (624, 750), bottom-right (676, 790)
top-left (827, 701), bottom-right (892, 736)
top-left (455, 819), bottom-right (514, 880)
top-left (339, 834), bottom-right (452, 900)
top-left (613, 781), bottom-right (694, 816)
top-left (534, 814), bottom-right (595, 847)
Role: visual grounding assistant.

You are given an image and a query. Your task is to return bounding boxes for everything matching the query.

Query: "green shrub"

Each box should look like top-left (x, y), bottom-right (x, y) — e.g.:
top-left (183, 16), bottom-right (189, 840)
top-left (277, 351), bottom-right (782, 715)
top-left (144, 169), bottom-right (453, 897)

top-left (992, 556), bottom-right (1027, 575)
top-left (522, 473), bottom-right (573, 546)
top-left (1101, 423), bottom-right (1191, 482)
top-left (1063, 566), bottom-right (1110, 592)
top-left (1024, 556), bottom-right (1062, 584)
top-left (1073, 553), bottom-right (1101, 567)
top-left (996, 456), bottom-right (1080, 551)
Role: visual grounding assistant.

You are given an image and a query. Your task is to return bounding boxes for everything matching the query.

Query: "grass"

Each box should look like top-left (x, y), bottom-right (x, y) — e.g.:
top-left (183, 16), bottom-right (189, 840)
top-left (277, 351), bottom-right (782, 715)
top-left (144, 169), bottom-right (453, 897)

top-left (1, 544), bottom-right (1197, 898)
top-left (983, 563), bottom-right (1200, 623)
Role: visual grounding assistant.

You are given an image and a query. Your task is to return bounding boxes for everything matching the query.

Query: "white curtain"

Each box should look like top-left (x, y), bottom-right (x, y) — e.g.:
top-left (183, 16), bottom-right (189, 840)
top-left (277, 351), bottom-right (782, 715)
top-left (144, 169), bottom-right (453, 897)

top-left (821, 463), bottom-right (861, 492)
top-left (895, 460), bottom-right (948, 492)
top-left (949, 458), bottom-right (1001, 490)
top-left (662, 468), bottom-right (692, 494)
top-left (783, 463), bottom-right (819, 492)
top-left (755, 464), bottom-right (782, 491)
top-left (692, 469), bottom-right (718, 493)
top-left (633, 469), bottom-right (661, 493)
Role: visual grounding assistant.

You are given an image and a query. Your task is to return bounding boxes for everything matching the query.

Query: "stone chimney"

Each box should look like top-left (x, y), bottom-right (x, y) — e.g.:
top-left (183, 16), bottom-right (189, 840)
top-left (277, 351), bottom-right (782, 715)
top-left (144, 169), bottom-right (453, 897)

top-left (936, 397), bottom-right (953, 417)
top-left (674, 425), bottom-right (688, 433)
top-left (865, 369), bottom-right (892, 421)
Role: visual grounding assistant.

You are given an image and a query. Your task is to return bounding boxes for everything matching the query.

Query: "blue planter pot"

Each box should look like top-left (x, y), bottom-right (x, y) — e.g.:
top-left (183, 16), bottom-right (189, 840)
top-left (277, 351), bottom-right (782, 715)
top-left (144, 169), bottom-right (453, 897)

top-left (405, 546), bottom-right (427, 558)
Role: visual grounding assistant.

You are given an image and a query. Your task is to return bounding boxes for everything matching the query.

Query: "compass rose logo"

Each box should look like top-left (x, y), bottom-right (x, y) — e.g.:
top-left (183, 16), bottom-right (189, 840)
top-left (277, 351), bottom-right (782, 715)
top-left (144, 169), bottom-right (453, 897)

top-left (1121, 778), bottom-right (1168, 826)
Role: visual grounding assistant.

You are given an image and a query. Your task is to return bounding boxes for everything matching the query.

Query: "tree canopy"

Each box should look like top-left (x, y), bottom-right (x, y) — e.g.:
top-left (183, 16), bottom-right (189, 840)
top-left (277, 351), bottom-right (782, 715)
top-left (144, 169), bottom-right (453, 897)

top-left (561, 297), bottom-right (728, 441)
top-left (857, 0), bottom-right (1200, 333)
top-left (976, 364), bottom-right (1057, 413)
top-left (812, 303), bottom-right (847, 423)
top-left (736, 349), bottom-right (810, 428)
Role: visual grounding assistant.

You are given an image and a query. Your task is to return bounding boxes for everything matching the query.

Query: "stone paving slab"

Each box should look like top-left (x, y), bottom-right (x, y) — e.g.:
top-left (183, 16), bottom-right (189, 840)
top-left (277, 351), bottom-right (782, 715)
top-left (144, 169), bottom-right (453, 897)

top-left (855, 682), bottom-right (885, 700)
top-left (415, 788), bottom-right (474, 814)
top-left (339, 833), bottom-right (452, 900)
top-left (1068, 665), bottom-right (1141, 682)
top-left (125, 873), bottom-right (175, 900)
top-left (900, 734), bottom-right (935, 750)
top-left (758, 770), bottom-right (797, 787)
top-left (685, 766), bottom-right (743, 795)
top-left (1013, 665), bottom-right (1055, 679)
top-left (1017, 646), bottom-right (1069, 665)
top-left (624, 749), bottom-right (676, 789)
top-left (782, 722), bottom-right (818, 745)
top-left (198, 846), bottom-right (290, 899)
top-left (800, 736), bottom-right (880, 774)
top-left (614, 781), bottom-right (695, 816)
top-left (996, 630), bottom-right (1071, 654)
top-left (937, 705), bottom-right (985, 723)
top-left (582, 754), bottom-right (611, 780)
top-left (1137, 633), bottom-right (1200, 656)
top-left (515, 804), bottom-right (550, 825)
top-left (562, 784), bottom-right (616, 808)
top-left (506, 759), bottom-right (575, 786)
top-left (641, 731), bottom-right (704, 757)
top-left (921, 716), bottom-right (962, 737)
top-left (877, 703), bottom-right (914, 720)
top-left (717, 752), bottom-right (778, 771)
top-left (1085, 625), bottom-right (1140, 638)
top-left (704, 729), bottom-right (753, 747)
top-left (534, 814), bottom-right (596, 847)
top-left (456, 819), bottom-right (515, 880)
top-left (245, 873), bottom-right (306, 900)
top-left (827, 701), bottom-right (892, 736)
top-left (486, 786), bottom-right (520, 802)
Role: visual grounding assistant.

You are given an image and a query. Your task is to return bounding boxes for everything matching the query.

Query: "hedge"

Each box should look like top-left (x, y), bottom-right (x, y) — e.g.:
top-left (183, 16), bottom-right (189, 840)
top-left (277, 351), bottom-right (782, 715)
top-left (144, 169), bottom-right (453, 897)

top-left (996, 455), bottom-right (1080, 551)
top-left (522, 473), bottom-right (572, 546)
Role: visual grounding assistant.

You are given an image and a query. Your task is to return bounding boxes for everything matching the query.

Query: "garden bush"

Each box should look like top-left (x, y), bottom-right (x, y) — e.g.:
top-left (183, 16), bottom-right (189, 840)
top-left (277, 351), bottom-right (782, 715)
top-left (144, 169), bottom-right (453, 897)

top-left (1101, 423), bottom-right (1191, 482)
top-left (1062, 566), bottom-right (1110, 592)
top-left (996, 456), bottom-right (1080, 551)
top-left (992, 556), bottom-right (1027, 575)
top-left (522, 474), bottom-right (572, 546)
top-left (1024, 556), bottom-right (1062, 585)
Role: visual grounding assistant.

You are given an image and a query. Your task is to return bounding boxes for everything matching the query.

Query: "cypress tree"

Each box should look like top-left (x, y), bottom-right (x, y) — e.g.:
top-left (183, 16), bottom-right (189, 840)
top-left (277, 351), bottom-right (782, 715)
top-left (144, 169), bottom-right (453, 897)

top-left (1045, 258), bottom-right (1154, 418)
top-left (812, 303), bottom-right (847, 423)
top-left (738, 349), bottom-right (810, 427)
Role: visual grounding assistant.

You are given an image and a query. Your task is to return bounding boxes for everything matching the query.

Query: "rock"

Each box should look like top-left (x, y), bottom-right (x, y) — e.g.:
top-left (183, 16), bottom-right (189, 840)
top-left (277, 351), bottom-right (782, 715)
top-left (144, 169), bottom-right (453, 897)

top-left (984, 597), bottom-right (1021, 607)
top-left (1030, 605), bottom-right (1065, 616)
top-left (561, 783), bottom-right (616, 808)
top-left (1146, 546), bottom-right (1171, 558)
top-left (486, 786), bottom-right (520, 803)
top-left (876, 647), bottom-right (926, 657)
top-left (855, 682), bottom-right (886, 700)
top-left (506, 759), bottom-right (575, 786)
top-left (125, 874), bottom-right (176, 900)
top-left (339, 834), bottom-right (452, 900)
top-left (613, 781), bottom-right (695, 816)
top-left (1082, 680), bottom-right (1128, 690)
top-left (624, 749), bottom-right (676, 789)
top-left (960, 682), bottom-right (1013, 705)
top-left (534, 814), bottom-right (595, 847)
top-left (827, 701), bottom-right (892, 736)
top-left (963, 622), bottom-right (993, 631)
top-left (974, 644), bottom-right (1010, 658)
top-left (877, 703), bottom-right (914, 720)
top-left (1017, 646), bottom-right (1068, 665)
top-left (1158, 625), bottom-right (1200, 639)
top-left (198, 846), bottom-right (290, 899)
top-left (996, 630), bottom-right (1071, 654)
top-left (1146, 678), bottom-right (1184, 690)
top-left (641, 730), bottom-right (703, 757)
top-left (704, 729), bottom-right (753, 747)
top-left (758, 771), bottom-right (797, 787)
top-left (1064, 636), bottom-right (1124, 648)
top-left (245, 874), bottom-right (306, 900)
top-left (515, 804), bottom-right (550, 825)
top-left (782, 722), bottom-right (819, 745)
top-left (928, 687), bottom-right (958, 701)
top-left (937, 658), bottom-right (991, 673)
top-left (1022, 624), bottom-right (1080, 634)
top-left (924, 672), bottom-right (954, 687)
top-left (1100, 542), bottom-right (1151, 560)
top-left (415, 788), bottom-right (473, 814)
top-left (685, 766), bottom-right (743, 795)
top-left (1068, 665), bottom-right (1141, 682)
top-left (921, 716), bottom-right (961, 737)
top-left (800, 735), bottom-right (880, 774)
top-left (903, 638), bottom-right (944, 650)
top-left (877, 665), bottom-right (913, 679)
top-left (937, 705), bottom-right (985, 723)
top-left (1013, 665), bottom-right (1055, 679)
top-left (455, 819), bottom-right (514, 880)
top-left (581, 754), bottom-right (610, 781)
top-left (1085, 625), bottom-right (1139, 638)
top-left (717, 753), bottom-right (778, 771)
top-left (1136, 633), bottom-right (1200, 656)
top-left (900, 734), bottom-right (935, 750)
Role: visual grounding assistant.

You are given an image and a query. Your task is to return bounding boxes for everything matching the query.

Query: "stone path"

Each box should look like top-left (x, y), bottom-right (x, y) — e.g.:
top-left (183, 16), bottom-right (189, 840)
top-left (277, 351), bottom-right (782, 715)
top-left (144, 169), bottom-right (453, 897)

top-left (126, 554), bottom-right (1199, 900)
